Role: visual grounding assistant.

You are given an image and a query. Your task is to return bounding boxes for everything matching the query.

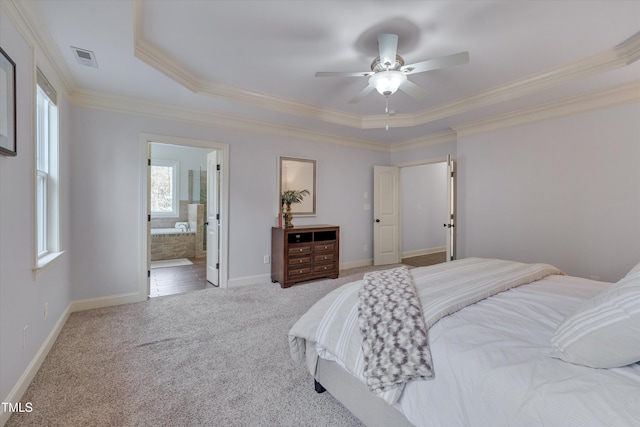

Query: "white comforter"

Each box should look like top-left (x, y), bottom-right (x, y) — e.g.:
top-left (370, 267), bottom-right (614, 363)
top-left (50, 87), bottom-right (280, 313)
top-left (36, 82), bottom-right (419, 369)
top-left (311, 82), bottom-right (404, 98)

top-left (395, 275), bottom-right (640, 427)
top-left (290, 258), bottom-right (564, 404)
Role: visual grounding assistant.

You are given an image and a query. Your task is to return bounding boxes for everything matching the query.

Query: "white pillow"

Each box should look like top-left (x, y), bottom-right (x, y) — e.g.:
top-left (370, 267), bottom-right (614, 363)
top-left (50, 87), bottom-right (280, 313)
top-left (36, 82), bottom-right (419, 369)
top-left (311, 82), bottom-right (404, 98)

top-left (550, 265), bottom-right (640, 368)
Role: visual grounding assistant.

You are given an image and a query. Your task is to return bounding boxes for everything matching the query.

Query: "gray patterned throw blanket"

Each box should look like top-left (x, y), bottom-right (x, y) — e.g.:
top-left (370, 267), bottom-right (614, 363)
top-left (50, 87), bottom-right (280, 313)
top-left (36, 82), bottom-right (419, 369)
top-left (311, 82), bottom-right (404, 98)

top-left (289, 258), bottom-right (564, 404)
top-left (358, 266), bottom-right (433, 394)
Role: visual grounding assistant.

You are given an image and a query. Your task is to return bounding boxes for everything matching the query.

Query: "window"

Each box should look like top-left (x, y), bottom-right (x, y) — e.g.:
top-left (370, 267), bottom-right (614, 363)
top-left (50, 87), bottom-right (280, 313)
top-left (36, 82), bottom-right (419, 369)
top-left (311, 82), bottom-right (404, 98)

top-left (35, 69), bottom-right (61, 269)
top-left (150, 160), bottom-right (178, 217)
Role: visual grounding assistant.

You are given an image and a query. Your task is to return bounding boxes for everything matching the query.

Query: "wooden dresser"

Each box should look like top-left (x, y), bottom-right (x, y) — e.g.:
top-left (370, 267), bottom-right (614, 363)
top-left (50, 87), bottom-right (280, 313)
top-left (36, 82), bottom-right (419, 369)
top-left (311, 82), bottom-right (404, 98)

top-left (271, 225), bottom-right (340, 288)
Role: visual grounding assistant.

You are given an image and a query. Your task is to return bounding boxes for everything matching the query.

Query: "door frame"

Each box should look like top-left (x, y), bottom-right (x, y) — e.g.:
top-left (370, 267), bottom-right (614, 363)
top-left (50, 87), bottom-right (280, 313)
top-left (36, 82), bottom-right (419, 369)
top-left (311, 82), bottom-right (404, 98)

top-left (393, 155), bottom-right (454, 263)
top-left (139, 133), bottom-right (230, 301)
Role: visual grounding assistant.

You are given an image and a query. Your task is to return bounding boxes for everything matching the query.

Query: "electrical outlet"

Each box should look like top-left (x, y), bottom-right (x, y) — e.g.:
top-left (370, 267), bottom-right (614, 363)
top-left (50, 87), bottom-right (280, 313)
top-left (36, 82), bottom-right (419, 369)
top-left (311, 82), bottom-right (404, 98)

top-left (363, 244), bottom-right (368, 252)
top-left (264, 255), bottom-right (270, 264)
top-left (23, 325), bottom-right (28, 349)
top-left (44, 302), bottom-right (49, 320)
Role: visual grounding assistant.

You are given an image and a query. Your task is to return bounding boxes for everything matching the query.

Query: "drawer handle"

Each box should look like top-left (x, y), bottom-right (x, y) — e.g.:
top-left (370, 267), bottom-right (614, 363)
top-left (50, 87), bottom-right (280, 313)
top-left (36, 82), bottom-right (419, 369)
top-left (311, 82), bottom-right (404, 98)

top-left (299, 259), bottom-right (303, 263)
top-left (299, 270), bottom-right (303, 274)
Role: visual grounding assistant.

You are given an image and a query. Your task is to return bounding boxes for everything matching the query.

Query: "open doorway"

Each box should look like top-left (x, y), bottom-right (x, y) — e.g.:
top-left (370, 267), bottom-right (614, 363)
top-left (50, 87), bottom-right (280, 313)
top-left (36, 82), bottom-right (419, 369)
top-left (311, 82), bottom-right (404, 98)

top-left (373, 157), bottom-right (452, 268)
top-left (400, 162), bottom-right (448, 267)
top-left (140, 134), bottom-right (229, 300)
top-left (400, 161), bottom-right (448, 267)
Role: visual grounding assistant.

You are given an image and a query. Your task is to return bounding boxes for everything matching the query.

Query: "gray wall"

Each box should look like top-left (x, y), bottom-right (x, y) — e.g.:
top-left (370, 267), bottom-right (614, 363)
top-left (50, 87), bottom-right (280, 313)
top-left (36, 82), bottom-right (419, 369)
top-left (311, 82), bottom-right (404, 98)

top-left (456, 103), bottom-right (640, 282)
top-left (401, 163), bottom-right (447, 254)
top-left (68, 106), bottom-right (390, 299)
top-left (0, 10), bottom-right (72, 405)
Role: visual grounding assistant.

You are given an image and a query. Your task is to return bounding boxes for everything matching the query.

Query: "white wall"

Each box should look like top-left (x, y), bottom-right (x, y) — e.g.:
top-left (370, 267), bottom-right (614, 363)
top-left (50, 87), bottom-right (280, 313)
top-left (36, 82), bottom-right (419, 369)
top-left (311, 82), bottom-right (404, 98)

top-left (151, 143), bottom-right (211, 202)
top-left (456, 103), bottom-right (640, 282)
top-left (401, 163), bottom-right (447, 254)
top-left (0, 8), bottom-right (72, 409)
top-left (68, 106), bottom-right (389, 299)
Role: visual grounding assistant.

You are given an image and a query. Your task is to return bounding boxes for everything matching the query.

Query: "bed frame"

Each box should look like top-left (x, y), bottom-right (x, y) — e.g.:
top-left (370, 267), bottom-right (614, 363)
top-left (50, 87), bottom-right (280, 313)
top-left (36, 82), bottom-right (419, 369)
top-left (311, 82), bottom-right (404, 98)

top-left (306, 341), bottom-right (413, 427)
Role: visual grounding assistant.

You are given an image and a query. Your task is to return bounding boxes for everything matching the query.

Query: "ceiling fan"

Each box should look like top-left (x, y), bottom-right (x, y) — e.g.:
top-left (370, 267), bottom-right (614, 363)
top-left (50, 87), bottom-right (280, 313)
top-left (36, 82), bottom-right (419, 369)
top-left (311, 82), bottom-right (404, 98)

top-left (316, 34), bottom-right (469, 104)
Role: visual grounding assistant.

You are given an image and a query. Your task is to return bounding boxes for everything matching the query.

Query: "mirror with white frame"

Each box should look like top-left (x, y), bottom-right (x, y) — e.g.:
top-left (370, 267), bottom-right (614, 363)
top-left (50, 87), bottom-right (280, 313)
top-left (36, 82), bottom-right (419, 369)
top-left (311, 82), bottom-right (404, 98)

top-left (278, 156), bottom-right (316, 216)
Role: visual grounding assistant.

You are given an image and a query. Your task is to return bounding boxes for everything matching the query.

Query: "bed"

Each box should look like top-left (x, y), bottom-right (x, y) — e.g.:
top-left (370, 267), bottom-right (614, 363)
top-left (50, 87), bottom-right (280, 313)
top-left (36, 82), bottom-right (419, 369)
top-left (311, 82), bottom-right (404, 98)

top-left (288, 258), bottom-right (640, 426)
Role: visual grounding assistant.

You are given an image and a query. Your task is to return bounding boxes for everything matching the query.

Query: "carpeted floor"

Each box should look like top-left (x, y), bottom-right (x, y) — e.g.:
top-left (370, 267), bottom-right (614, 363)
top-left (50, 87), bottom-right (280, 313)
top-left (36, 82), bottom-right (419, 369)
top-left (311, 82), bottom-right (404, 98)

top-left (7, 265), bottom-right (404, 427)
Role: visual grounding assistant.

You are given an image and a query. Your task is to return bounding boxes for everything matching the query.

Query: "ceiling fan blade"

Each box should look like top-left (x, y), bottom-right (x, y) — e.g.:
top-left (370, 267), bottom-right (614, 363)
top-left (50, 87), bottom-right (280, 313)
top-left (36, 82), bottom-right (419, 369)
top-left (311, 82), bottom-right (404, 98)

top-left (348, 85), bottom-right (375, 104)
top-left (315, 71), bottom-right (373, 77)
top-left (377, 34), bottom-right (398, 68)
top-left (399, 80), bottom-right (428, 101)
top-left (401, 51), bottom-right (469, 74)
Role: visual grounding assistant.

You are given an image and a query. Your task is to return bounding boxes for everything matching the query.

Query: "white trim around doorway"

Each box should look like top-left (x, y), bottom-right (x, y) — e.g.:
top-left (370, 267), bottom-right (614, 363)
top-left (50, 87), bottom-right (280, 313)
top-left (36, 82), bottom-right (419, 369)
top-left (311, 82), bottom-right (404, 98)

top-left (139, 133), bottom-right (230, 301)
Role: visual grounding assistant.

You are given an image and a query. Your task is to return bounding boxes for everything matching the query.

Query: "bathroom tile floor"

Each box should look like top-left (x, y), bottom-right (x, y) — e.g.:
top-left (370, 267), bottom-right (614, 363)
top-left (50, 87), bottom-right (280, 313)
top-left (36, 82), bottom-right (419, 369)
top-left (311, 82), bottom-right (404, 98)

top-left (149, 257), bottom-right (214, 298)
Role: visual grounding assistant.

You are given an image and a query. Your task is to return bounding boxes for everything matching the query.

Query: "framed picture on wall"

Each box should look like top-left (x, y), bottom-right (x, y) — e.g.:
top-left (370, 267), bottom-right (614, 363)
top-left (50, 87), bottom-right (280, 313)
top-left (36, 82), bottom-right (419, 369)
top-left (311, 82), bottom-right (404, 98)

top-left (0, 46), bottom-right (16, 156)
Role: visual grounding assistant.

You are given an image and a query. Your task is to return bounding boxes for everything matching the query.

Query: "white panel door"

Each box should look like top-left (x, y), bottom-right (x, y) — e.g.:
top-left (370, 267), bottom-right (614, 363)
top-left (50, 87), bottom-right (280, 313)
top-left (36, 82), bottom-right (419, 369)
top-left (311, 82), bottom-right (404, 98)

top-left (445, 155), bottom-right (456, 262)
top-left (206, 151), bottom-right (219, 285)
top-left (146, 147), bottom-right (151, 298)
top-left (373, 165), bottom-right (401, 265)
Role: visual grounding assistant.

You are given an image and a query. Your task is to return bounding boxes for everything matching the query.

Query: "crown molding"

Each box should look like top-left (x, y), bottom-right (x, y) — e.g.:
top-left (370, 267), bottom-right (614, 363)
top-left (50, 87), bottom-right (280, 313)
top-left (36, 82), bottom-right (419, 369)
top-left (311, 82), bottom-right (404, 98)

top-left (389, 130), bottom-right (457, 153)
top-left (9, 0), bottom-right (638, 153)
top-left (396, 31), bottom-right (640, 130)
top-left (70, 88), bottom-right (391, 152)
top-left (4, 0), bottom-right (75, 96)
top-left (69, 76), bottom-right (639, 155)
top-left (453, 80), bottom-right (640, 138)
top-left (196, 79), bottom-right (363, 128)
top-left (132, 0), bottom-right (362, 129)
top-left (133, 35), bottom-right (363, 130)
top-left (132, 0), bottom-right (640, 132)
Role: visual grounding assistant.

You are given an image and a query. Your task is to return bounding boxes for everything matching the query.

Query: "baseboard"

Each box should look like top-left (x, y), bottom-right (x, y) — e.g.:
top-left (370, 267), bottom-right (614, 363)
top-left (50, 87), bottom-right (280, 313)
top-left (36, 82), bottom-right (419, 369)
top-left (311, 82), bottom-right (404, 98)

top-left (226, 273), bottom-right (272, 288)
top-left (402, 246), bottom-right (446, 259)
top-left (1, 304), bottom-right (72, 426)
top-left (339, 259), bottom-right (372, 271)
top-left (70, 292), bottom-right (142, 312)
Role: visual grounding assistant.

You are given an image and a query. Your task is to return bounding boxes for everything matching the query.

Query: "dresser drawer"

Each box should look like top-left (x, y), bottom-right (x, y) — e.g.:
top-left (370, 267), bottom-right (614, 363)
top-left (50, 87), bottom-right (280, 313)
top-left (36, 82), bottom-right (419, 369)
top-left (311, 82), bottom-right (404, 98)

top-left (314, 253), bottom-right (334, 263)
top-left (289, 267), bottom-right (312, 277)
top-left (314, 263), bottom-right (335, 273)
top-left (288, 245), bottom-right (311, 256)
top-left (314, 241), bottom-right (335, 253)
top-left (288, 256), bottom-right (311, 266)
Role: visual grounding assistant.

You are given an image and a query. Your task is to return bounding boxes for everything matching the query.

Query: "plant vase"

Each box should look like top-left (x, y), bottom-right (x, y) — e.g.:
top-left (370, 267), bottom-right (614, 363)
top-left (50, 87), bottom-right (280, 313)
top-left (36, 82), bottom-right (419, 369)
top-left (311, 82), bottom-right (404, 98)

top-left (284, 202), bottom-right (293, 228)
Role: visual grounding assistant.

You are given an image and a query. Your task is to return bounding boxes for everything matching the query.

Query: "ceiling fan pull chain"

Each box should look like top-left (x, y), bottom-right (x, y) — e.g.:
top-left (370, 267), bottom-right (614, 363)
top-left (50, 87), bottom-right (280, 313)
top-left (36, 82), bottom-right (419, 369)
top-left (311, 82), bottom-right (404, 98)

top-left (385, 96), bottom-right (390, 131)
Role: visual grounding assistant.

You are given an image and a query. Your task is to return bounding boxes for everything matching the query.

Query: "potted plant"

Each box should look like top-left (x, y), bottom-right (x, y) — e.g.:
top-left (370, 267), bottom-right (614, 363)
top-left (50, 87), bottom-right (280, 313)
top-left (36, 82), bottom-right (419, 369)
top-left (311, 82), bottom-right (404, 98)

top-left (281, 189), bottom-right (310, 228)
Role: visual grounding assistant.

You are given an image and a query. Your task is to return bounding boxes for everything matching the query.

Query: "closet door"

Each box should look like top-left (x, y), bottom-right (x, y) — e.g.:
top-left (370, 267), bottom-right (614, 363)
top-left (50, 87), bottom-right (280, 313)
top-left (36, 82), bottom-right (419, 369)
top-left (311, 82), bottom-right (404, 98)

top-left (445, 155), bottom-right (456, 261)
top-left (373, 165), bottom-right (400, 265)
top-left (206, 151), bottom-right (219, 286)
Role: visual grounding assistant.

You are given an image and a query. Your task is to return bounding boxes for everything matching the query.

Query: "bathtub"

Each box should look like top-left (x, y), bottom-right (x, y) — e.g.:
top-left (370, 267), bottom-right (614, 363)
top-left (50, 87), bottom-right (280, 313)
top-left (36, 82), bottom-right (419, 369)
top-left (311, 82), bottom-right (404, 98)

top-left (151, 228), bottom-right (197, 261)
top-left (151, 228), bottom-right (195, 235)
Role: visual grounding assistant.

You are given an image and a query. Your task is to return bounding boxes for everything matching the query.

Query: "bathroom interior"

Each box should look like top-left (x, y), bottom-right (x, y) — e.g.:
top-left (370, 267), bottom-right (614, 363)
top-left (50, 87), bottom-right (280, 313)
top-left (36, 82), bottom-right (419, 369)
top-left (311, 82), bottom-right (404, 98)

top-left (149, 143), bottom-right (213, 297)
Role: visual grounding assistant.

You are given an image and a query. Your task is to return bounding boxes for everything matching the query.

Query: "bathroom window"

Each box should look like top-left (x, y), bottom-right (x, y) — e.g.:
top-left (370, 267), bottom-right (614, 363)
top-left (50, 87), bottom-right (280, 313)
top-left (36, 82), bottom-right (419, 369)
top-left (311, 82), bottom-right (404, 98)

top-left (35, 69), bottom-right (61, 271)
top-left (150, 160), bottom-right (179, 217)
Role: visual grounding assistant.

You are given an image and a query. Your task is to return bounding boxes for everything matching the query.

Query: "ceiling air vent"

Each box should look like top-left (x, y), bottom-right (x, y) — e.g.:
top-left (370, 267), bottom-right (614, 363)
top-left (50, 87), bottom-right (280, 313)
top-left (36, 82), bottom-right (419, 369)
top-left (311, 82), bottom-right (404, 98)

top-left (70, 46), bottom-right (98, 68)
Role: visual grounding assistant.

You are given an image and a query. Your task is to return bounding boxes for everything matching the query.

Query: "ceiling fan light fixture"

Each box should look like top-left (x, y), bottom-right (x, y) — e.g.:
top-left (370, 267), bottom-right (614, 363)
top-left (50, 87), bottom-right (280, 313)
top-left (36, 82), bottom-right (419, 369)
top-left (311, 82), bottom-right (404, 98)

top-left (369, 71), bottom-right (406, 96)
